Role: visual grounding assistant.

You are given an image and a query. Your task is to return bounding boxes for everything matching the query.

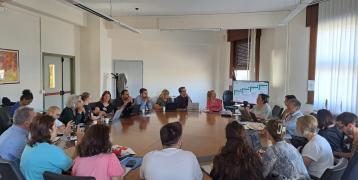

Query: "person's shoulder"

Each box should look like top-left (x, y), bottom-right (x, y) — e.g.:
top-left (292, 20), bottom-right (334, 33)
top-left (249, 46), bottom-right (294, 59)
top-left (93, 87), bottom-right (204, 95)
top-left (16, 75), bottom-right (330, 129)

top-left (179, 149), bottom-right (197, 159)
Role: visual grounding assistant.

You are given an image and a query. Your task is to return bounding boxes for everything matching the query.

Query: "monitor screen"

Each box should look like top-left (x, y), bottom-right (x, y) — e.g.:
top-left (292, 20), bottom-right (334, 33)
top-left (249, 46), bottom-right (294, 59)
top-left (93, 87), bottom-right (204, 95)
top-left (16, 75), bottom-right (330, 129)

top-left (233, 80), bottom-right (269, 104)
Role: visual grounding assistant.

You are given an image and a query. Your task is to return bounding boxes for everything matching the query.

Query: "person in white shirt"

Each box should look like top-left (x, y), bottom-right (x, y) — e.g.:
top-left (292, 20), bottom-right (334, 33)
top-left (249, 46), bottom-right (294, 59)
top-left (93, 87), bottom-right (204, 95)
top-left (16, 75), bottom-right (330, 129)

top-left (250, 93), bottom-right (272, 120)
top-left (297, 115), bottom-right (334, 179)
top-left (140, 122), bottom-right (202, 180)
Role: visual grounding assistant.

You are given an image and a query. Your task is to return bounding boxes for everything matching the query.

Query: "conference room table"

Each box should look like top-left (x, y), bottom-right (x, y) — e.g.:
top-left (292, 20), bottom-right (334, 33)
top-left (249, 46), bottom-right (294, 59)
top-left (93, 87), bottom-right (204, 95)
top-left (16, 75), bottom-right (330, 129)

top-left (65, 111), bottom-right (263, 180)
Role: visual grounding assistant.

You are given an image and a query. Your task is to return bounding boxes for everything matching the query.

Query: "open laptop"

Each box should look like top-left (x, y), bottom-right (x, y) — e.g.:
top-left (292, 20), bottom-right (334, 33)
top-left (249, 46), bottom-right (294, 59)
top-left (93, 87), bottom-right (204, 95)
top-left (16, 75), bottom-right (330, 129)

top-left (187, 103), bottom-right (199, 111)
top-left (165, 102), bottom-right (177, 112)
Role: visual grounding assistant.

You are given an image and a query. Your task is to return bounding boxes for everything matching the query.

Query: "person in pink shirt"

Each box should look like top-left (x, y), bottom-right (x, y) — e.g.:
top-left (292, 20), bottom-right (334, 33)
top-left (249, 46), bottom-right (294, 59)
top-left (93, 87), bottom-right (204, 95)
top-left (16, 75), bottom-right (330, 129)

top-left (72, 124), bottom-right (124, 180)
top-left (206, 90), bottom-right (223, 112)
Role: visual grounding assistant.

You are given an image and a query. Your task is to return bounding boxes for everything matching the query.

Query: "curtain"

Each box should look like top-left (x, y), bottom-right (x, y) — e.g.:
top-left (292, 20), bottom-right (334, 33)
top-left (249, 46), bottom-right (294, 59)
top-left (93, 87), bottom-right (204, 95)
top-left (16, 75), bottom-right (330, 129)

top-left (314, 0), bottom-right (358, 113)
top-left (248, 29), bottom-right (257, 81)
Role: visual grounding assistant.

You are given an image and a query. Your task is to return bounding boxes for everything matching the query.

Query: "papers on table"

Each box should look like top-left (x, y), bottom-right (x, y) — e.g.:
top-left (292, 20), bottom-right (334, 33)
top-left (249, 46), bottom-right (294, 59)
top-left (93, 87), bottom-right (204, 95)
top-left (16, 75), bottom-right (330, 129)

top-left (240, 122), bottom-right (265, 131)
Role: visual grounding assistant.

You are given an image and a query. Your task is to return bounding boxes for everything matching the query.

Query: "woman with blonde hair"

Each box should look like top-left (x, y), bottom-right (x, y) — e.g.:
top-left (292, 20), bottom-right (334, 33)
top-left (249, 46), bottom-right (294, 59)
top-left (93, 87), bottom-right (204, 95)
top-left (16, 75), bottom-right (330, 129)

top-left (297, 115), bottom-right (334, 179)
top-left (206, 90), bottom-right (222, 112)
top-left (154, 89), bottom-right (173, 110)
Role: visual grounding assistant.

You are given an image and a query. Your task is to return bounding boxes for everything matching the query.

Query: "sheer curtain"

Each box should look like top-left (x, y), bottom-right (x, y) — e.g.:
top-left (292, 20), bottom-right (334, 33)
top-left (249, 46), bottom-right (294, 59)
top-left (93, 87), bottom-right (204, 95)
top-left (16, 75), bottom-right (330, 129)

top-left (314, 0), bottom-right (358, 113)
top-left (248, 29), bottom-right (257, 81)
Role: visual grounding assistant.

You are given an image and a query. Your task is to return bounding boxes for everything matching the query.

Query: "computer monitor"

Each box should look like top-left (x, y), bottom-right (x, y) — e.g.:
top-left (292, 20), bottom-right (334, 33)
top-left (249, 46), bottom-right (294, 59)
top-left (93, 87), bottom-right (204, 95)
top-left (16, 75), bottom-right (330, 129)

top-left (233, 80), bottom-right (269, 104)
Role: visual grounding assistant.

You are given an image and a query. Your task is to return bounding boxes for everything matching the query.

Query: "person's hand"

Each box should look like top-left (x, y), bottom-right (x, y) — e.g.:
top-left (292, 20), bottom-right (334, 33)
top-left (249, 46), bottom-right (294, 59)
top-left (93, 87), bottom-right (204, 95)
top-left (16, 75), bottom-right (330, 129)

top-left (76, 126), bottom-right (85, 144)
top-left (64, 120), bottom-right (74, 137)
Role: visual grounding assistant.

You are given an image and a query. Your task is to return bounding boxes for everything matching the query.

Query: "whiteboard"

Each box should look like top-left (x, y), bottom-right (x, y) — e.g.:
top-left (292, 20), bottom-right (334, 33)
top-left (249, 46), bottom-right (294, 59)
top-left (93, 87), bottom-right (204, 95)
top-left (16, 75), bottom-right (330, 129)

top-left (233, 81), bottom-right (269, 104)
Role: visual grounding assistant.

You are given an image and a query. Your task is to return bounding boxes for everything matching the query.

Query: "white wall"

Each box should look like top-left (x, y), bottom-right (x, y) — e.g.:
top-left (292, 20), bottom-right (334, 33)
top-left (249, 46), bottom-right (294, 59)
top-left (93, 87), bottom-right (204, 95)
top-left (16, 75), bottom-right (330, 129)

top-left (259, 10), bottom-right (313, 113)
top-left (109, 29), bottom-right (227, 107)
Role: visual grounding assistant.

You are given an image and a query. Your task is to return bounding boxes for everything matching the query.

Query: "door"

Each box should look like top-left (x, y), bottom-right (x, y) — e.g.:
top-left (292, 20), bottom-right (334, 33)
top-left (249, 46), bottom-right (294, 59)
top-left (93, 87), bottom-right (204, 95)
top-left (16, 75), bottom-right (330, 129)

top-left (43, 54), bottom-right (74, 110)
top-left (113, 60), bottom-right (143, 99)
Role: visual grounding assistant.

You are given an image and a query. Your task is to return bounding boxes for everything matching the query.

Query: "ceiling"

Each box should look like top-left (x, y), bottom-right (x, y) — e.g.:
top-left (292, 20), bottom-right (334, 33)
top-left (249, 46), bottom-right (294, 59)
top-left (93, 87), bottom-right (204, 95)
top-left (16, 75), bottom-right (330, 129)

top-left (79, 0), bottom-right (301, 16)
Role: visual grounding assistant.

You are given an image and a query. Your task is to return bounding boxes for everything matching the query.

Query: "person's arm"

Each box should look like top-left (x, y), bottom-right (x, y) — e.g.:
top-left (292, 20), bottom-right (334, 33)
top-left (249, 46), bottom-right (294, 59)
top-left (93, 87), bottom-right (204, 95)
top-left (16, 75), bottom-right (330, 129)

top-left (303, 157), bottom-right (314, 167)
top-left (192, 154), bottom-right (203, 180)
top-left (334, 151), bottom-right (353, 158)
top-left (261, 148), bottom-right (277, 177)
top-left (146, 98), bottom-right (153, 110)
top-left (111, 177), bottom-right (123, 180)
top-left (53, 146), bottom-right (73, 171)
top-left (59, 108), bottom-right (73, 125)
top-left (107, 153), bottom-right (125, 179)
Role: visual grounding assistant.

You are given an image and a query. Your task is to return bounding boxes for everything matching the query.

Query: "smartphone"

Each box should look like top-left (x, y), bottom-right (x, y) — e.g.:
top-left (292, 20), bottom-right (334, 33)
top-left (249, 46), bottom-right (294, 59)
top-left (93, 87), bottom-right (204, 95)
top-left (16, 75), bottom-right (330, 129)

top-left (126, 160), bottom-right (136, 168)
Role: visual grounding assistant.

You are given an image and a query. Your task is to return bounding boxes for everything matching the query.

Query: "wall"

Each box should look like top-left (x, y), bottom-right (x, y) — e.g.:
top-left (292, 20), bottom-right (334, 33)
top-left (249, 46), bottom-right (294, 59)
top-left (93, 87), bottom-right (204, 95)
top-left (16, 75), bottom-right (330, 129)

top-left (0, 6), bottom-right (81, 110)
top-left (109, 29), bottom-right (227, 107)
top-left (259, 10), bottom-right (313, 112)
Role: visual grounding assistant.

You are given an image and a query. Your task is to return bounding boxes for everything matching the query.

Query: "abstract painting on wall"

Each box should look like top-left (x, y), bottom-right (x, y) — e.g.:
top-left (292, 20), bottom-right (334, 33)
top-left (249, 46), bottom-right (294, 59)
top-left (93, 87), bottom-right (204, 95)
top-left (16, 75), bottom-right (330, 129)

top-left (0, 48), bottom-right (19, 84)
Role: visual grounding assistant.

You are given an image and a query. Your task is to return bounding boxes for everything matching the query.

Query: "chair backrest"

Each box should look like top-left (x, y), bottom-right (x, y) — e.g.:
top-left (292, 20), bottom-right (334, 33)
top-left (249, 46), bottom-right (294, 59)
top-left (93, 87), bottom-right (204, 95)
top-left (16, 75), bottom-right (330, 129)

top-left (341, 152), bottom-right (358, 180)
top-left (0, 157), bottom-right (25, 180)
top-left (320, 158), bottom-right (348, 180)
top-left (43, 171), bottom-right (95, 180)
top-left (222, 90), bottom-right (234, 107)
top-left (0, 106), bottom-right (12, 135)
top-left (271, 105), bottom-right (284, 118)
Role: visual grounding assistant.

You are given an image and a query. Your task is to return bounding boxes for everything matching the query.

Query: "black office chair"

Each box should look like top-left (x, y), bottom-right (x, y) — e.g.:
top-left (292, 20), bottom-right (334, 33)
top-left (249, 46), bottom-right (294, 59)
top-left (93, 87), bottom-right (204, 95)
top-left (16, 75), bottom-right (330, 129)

top-left (271, 105), bottom-right (284, 118)
top-left (43, 171), bottom-right (95, 180)
top-left (320, 158), bottom-right (348, 180)
top-left (341, 152), bottom-right (358, 180)
top-left (222, 90), bottom-right (234, 110)
top-left (0, 106), bottom-right (12, 135)
top-left (0, 157), bottom-right (25, 180)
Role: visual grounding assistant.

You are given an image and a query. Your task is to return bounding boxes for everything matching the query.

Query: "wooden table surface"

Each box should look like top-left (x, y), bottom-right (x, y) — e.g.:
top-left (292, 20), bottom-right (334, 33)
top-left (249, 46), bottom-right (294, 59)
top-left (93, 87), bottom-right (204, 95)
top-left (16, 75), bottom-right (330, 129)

top-left (109, 111), bottom-right (231, 180)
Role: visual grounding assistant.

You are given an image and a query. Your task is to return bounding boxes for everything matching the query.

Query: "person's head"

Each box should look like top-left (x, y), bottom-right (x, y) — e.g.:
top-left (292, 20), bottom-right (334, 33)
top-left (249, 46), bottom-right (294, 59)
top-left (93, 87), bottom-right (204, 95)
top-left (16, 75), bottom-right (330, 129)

top-left (76, 124), bottom-right (112, 157)
top-left (13, 106), bottom-right (36, 129)
top-left (336, 112), bottom-right (358, 137)
top-left (207, 90), bottom-right (217, 101)
top-left (28, 115), bottom-right (56, 147)
top-left (139, 88), bottom-right (148, 99)
top-left (160, 122), bottom-right (182, 148)
top-left (66, 95), bottom-right (83, 109)
top-left (121, 89), bottom-right (130, 100)
top-left (178, 87), bottom-right (187, 97)
top-left (256, 94), bottom-right (269, 105)
top-left (81, 92), bottom-right (91, 104)
top-left (296, 115), bottom-right (318, 138)
top-left (100, 91), bottom-right (112, 103)
top-left (284, 95), bottom-right (296, 106)
top-left (317, 109), bottom-right (335, 129)
top-left (287, 98), bottom-right (301, 113)
top-left (159, 89), bottom-right (170, 100)
top-left (19, 89), bottom-right (33, 106)
top-left (47, 106), bottom-right (61, 120)
top-left (213, 121), bottom-right (262, 180)
top-left (265, 119), bottom-right (286, 143)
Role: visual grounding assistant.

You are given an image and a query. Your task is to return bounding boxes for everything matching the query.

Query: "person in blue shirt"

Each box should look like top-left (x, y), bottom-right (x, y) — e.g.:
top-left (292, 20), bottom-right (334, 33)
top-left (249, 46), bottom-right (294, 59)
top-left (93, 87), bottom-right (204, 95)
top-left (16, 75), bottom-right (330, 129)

top-left (135, 88), bottom-right (153, 111)
top-left (0, 106), bottom-right (35, 164)
top-left (10, 89), bottom-right (33, 118)
top-left (20, 114), bottom-right (73, 180)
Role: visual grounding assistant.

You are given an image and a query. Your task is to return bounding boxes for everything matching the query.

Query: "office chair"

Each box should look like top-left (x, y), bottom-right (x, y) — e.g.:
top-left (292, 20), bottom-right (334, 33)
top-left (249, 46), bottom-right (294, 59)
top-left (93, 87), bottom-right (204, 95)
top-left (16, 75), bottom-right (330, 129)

top-left (222, 90), bottom-right (234, 110)
top-left (43, 171), bottom-right (95, 180)
top-left (320, 158), bottom-right (348, 180)
top-left (0, 157), bottom-right (25, 180)
top-left (0, 106), bottom-right (12, 135)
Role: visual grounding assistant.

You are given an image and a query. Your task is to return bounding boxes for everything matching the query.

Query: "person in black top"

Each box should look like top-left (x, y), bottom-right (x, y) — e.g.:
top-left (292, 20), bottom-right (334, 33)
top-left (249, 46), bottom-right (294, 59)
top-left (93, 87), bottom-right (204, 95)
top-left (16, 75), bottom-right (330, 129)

top-left (113, 89), bottom-right (136, 117)
top-left (94, 91), bottom-right (115, 116)
top-left (210, 121), bottom-right (263, 180)
top-left (81, 92), bottom-right (92, 122)
top-left (317, 109), bottom-right (349, 155)
top-left (174, 87), bottom-right (192, 109)
top-left (59, 95), bottom-right (86, 125)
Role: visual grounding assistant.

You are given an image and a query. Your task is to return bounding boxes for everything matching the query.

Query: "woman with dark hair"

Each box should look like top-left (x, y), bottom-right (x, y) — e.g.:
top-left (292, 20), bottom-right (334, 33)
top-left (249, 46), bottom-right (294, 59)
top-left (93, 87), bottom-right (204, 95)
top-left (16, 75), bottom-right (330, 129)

top-left (317, 109), bottom-right (347, 154)
top-left (10, 89), bottom-right (34, 117)
top-left (250, 93), bottom-right (272, 119)
top-left (210, 121), bottom-right (263, 180)
top-left (72, 124), bottom-right (124, 180)
top-left (81, 92), bottom-right (93, 121)
top-left (20, 115), bottom-right (72, 180)
top-left (261, 120), bottom-right (310, 180)
top-left (94, 91), bottom-right (115, 116)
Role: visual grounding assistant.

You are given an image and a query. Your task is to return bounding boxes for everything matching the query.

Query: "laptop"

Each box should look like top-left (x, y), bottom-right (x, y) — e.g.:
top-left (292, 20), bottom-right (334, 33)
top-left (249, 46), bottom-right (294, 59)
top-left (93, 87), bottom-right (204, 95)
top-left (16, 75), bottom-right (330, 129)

top-left (187, 103), bottom-right (199, 111)
top-left (165, 103), bottom-right (177, 112)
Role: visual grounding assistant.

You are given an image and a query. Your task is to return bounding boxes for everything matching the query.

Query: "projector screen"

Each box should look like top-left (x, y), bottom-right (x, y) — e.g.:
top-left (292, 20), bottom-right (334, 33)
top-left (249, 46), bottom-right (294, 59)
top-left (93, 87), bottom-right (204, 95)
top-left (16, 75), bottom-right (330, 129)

top-left (233, 81), bottom-right (269, 104)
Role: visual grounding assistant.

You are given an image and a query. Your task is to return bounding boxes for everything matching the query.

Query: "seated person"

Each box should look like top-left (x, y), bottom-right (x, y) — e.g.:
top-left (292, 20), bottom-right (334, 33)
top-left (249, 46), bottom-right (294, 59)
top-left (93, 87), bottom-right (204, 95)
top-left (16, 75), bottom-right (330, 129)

top-left (135, 88), bottom-right (153, 111)
top-left (210, 121), bottom-right (263, 180)
top-left (317, 109), bottom-right (348, 156)
top-left (154, 89), bottom-right (173, 110)
top-left (297, 115), bottom-right (334, 179)
top-left (20, 115), bottom-right (73, 180)
top-left (206, 90), bottom-right (222, 112)
top-left (114, 90), bottom-right (136, 117)
top-left (250, 93), bottom-right (272, 119)
top-left (47, 106), bottom-right (73, 136)
top-left (281, 95), bottom-right (296, 119)
top-left (59, 95), bottom-right (86, 125)
top-left (81, 92), bottom-right (93, 122)
top-left (10, 89), bottom-right (33, 118)
top-left (174, 87), bottom-right (192, 109)
top-left (0, 107), bottom-right (35, 163)
top-left (336, 112), bottom-right (358, 158)
top-left (261, 120), bottom-right (310, 180)
top-left (94, 91), bottom-right (115, 116)
top-left (72, 124), bottom-right (124, 180)
top-left (283, 98), bottom-right (303, 139)
top-left (140, 122), bottom-right (202, 180)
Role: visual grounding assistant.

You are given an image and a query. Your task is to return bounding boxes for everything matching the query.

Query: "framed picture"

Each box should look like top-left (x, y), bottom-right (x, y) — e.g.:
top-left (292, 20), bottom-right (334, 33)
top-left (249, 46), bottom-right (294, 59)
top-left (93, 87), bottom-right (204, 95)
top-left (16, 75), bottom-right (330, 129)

top-left (0, 48), bottom-right (19, 84)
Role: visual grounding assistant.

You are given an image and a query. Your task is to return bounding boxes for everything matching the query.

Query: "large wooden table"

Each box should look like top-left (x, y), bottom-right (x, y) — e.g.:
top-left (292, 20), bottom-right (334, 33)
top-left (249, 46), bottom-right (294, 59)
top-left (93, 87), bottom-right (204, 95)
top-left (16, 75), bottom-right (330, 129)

top-left (110, 111), bottom-right (231, 180)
